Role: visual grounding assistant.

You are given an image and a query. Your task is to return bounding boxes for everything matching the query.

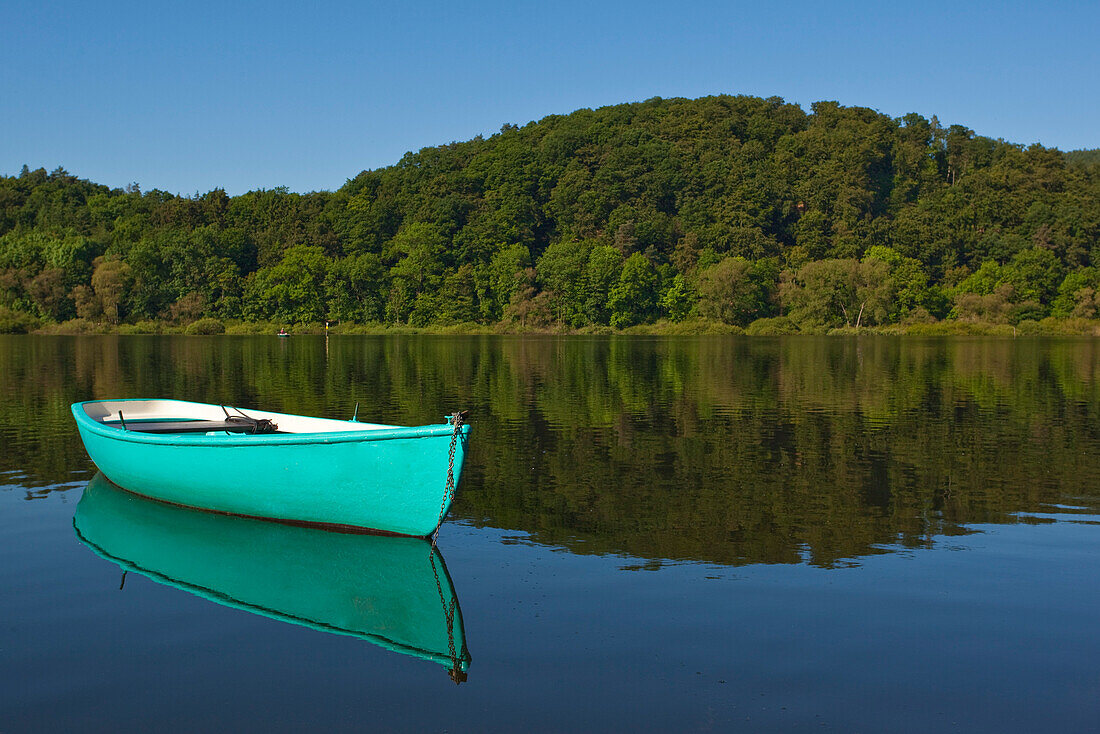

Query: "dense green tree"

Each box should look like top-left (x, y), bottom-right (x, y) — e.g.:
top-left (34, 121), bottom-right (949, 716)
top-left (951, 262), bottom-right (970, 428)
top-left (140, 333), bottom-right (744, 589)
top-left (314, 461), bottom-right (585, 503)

top-left (482, 244), bottom-right (531, 321)
top-left (535, 239), bottom-right (592, 326)
top-left (583, 246), bottom-right (624, 325)
top-left (1051, 267), bottom-right (1100, 317)
top-left (326, 253), bottom-right (385, 323)
top-left (955, 260), bottom-right (1004, 296)
top-left (90, 257), bottom-right (132, 324)
top-left (1001, 247), bottom-right (1064, 305)
top-left (954, 285), bottom-right (1014, 323)
top-left (1064, 148), bottom-right (1100, 168)
top-left (26, 267), bottom-right (71, 320)
top-left (244, 245), bottom-right (329, 323)
top-left (384, 223), bottom-right (447, 324)
top-left (781, 258), bottom-right (891, 328)
top-left (167, 291), bottom-right (205, 323)
top-left (502, 267), bottom-right (552, 327)
top-left (694, 256), bottom-right (776, 325)
top-left (438, 264), bottom-right (480, 323)
top-left (0, 268), bottom-right (28, 311)
top-left (71, 284), bottom-right (100, 320)
top-left (658, 274), bottom-right (696, 321)
top-left (863, 246), bottom-right (933, 320)
top-left (608, 253), bottom-right (659, 328)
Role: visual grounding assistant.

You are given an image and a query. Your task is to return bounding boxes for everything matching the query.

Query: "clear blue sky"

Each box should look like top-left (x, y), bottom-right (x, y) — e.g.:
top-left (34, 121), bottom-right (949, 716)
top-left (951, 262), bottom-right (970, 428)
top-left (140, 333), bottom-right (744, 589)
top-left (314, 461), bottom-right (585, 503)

top-left (3, 0), bottom-right (1097, 195)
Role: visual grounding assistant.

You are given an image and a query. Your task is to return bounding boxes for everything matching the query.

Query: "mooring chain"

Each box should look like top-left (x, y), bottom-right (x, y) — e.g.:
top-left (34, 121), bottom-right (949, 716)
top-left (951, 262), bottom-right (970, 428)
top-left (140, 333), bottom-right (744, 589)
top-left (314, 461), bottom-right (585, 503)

top-left (429, 550), bottom-right (466, 684)
top-left (426, 410), bottom-right (468, 682)
top-left (430, 410), bottom-right (465, 550)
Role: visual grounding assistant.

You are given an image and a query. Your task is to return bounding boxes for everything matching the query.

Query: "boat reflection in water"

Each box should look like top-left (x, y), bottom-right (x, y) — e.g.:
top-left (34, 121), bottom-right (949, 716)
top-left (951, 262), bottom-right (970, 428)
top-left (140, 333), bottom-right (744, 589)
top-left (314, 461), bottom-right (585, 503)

top-left (73, 474), bottom-right (471, 682)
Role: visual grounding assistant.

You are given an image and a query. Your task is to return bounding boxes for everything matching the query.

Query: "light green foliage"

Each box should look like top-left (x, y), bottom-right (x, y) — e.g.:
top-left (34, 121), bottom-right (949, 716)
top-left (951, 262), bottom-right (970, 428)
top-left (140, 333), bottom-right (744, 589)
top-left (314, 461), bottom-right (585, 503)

top-left (863, 245), bottom-right (932, 320)
top-left (1001, 247), bottom-right (1064, 305)
top-left (745, 316), bottom-right (800, 335)
top-left (608, 253), bottom-right (658, 328)
top-left (184, 317), bottom-right (226, 335)
top-left (90, 257), bottom-right (132, 324)
top-left (659, 274), bottom-right (696, 322)
top-left (583, 246), bottom-right (623, 325)
top-left (955, 261), bottom-right (1004, 296)
top-left (245, 245), bottom-right (329, 323)
top-left (1051, 268), bottom-right (1100, 317)
top-left (484, 244), bottom-right (530, 321)
top-left (535, 239), bottom-right (592, 327)
top-left (781, 258), bottom-right (891, 328)
top-left (384, 223), bottom-right (447, 324)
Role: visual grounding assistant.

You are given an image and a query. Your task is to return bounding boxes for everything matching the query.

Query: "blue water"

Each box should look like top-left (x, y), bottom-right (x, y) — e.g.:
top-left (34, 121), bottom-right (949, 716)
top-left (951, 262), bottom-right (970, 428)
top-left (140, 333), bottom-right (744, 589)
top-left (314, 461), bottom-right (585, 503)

top-left (2, 335), bottom-right (1100, 731)
top-left (5, 485), bottom-right (1099, 732)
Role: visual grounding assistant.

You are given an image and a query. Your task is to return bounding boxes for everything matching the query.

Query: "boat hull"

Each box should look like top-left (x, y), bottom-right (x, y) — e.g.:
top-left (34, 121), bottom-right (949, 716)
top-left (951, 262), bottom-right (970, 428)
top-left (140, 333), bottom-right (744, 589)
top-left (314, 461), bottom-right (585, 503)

top-left (72, 400), bottom-right (470, 537)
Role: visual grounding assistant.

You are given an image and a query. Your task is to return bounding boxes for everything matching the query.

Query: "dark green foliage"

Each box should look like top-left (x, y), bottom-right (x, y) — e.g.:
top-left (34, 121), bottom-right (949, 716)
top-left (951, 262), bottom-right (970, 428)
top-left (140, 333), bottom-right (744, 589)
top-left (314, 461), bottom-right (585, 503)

top-left (1064, 149), bottom-right (1100, 168)
top-left (0, 305), bottom-right (40, 333)
top-left (325, 253), bottom-right (385, 323)
top-left (1, 94), bottom-right (1098, 327)
top-left (695, 256), bottom-right (778, 325)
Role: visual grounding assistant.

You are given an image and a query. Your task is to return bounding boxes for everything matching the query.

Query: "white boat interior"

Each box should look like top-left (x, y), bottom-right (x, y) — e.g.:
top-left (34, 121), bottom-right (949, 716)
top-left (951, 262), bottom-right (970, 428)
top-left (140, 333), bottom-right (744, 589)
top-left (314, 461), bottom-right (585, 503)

top-left (80, 399), bottom-right (394, 435)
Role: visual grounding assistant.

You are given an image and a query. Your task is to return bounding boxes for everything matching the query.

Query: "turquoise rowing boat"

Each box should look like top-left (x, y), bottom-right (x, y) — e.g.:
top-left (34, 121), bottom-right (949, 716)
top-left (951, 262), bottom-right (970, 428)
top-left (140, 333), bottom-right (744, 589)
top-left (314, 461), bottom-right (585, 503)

top-left (71, 398), bottom-right (470, 537)
top-left (74, 474), bottom-right (470, 680)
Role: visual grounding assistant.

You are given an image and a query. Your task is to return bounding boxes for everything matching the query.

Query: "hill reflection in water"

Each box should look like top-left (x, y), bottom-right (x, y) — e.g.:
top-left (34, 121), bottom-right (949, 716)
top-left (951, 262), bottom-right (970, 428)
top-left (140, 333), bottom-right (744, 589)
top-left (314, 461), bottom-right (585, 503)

top-left (4, 334), bottom-right (1100, 569)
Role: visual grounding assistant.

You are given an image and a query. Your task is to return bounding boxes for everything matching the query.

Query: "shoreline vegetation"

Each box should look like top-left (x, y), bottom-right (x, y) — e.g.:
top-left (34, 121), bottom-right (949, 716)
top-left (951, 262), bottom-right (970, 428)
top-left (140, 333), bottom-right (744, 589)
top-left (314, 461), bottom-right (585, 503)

top-left (9, 314), bottom-right (1100, 337)
top-left (3, 94), bottom-right (1099, 337)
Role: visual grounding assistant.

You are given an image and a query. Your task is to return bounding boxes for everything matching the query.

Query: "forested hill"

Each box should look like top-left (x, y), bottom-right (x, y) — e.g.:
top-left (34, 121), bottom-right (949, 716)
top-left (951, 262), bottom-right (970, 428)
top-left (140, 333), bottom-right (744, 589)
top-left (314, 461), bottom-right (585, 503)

top-left (1065, 148), bottom-right (1100, 168)
top-left (2, 94), bottom-right (1100, 333)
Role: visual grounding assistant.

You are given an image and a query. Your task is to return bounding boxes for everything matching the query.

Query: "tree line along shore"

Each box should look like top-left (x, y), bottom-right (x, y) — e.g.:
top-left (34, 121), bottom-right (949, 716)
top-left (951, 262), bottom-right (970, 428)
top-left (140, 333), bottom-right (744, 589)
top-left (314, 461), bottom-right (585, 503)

top-left (2, 94), bottom-right (1099, 336)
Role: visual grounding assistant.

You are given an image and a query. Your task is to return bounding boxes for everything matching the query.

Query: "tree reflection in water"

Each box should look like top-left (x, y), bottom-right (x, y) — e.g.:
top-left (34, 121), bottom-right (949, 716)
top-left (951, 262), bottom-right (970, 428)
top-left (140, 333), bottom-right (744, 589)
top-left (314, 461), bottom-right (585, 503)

top-left (3, 334), bottom-right (1099, 568)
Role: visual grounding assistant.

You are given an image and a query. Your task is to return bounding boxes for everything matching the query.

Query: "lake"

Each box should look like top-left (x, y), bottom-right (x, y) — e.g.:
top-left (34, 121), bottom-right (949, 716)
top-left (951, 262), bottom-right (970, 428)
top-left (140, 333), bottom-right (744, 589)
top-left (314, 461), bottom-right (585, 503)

top-left (2, 334), bottom-right (1099, 732)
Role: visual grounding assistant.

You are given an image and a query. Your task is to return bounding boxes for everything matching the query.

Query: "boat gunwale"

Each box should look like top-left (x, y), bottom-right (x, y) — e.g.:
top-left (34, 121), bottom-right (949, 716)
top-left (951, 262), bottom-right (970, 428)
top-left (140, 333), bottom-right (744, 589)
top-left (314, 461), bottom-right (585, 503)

top-left (72, 399), bottom-right (469, 448)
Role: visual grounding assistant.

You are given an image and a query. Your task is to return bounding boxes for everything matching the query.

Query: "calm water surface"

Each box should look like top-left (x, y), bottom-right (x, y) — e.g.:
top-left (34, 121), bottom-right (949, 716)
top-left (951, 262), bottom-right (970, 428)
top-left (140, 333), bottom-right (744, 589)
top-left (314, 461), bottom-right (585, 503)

top-left (2, 335), bottom-right (1099, 732)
